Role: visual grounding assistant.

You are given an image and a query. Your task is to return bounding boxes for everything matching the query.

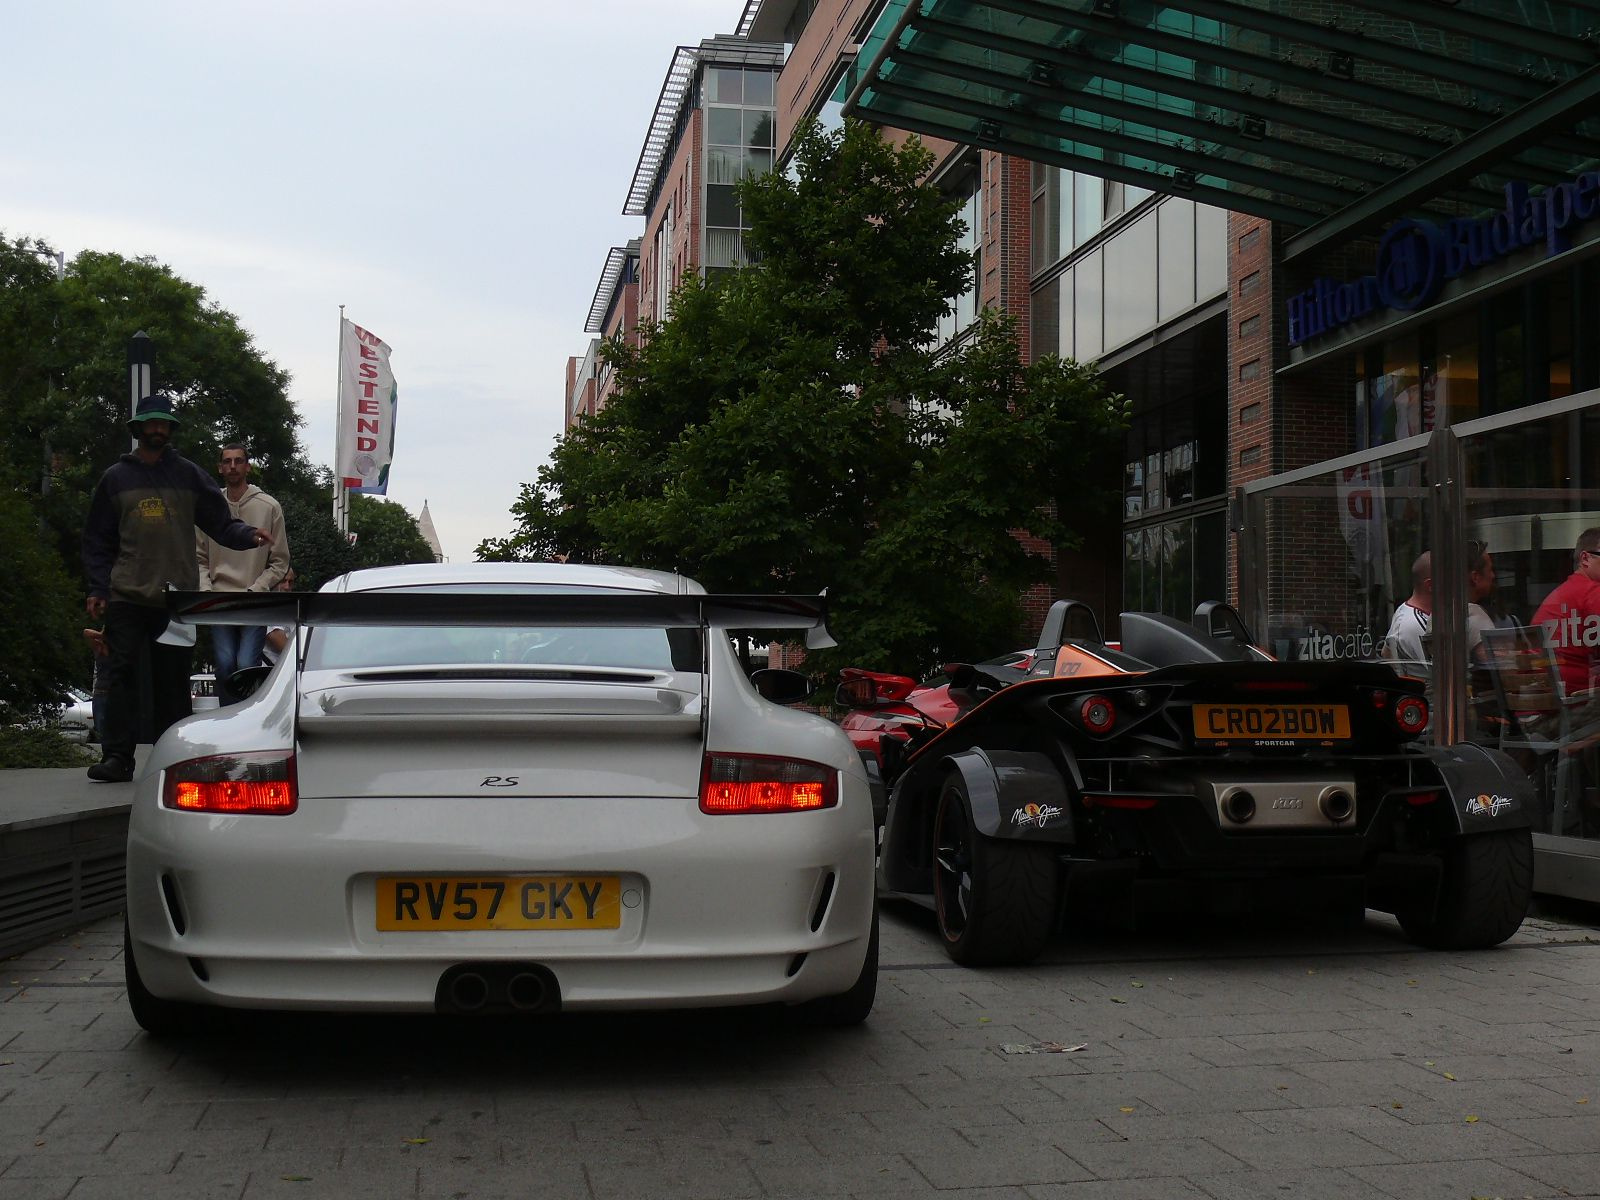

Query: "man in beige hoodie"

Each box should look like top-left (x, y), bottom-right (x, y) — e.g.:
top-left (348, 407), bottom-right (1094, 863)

top-left (197, 442), bottom-right (290, 702)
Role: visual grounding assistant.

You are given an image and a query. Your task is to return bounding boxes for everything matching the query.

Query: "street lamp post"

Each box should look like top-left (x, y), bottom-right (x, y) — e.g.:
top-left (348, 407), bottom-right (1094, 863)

top-left (128, 331), bottom-right (153, 451)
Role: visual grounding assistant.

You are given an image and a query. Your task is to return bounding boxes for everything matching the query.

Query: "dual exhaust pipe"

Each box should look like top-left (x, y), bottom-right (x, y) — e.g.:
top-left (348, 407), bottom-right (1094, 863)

top-left (436, 963), bottom-right (560, 1015)
top-left (1219, 785), bottom-right (1355, 826)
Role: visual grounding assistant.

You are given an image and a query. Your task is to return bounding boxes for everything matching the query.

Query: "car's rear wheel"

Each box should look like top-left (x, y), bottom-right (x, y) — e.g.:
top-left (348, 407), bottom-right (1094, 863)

top-left (1398, 828), bottom-right (1533, 950)
top-left (793, 903), bottom-right (878, 1027)
top-left (932, 775), bottom-right (1057, 966)
top-left (123, 920), bottom-right (195, 1037)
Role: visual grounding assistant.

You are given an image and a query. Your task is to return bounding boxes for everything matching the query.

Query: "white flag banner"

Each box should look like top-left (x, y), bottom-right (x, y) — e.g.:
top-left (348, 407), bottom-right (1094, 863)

top-left (337, 319), bottom-right (397, 495)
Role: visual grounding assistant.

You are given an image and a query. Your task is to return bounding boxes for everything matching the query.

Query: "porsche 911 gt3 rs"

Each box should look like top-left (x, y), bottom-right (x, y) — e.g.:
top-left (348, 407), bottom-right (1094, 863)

top-left (124, 563), bottom-right (878, 1033)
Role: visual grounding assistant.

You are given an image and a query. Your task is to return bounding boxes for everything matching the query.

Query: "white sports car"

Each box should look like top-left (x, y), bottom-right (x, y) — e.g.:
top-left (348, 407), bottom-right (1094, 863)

top-left (124, 562), bottom-right (878, 1033)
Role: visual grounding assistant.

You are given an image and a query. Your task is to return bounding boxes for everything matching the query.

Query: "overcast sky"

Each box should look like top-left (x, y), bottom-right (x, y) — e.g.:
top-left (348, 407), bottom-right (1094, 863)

top-left (4, 0), bottom-right (744, 562)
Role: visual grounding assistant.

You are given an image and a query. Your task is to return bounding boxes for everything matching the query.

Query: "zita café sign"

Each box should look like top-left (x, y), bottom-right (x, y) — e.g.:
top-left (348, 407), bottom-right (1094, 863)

top-left (1287, 173), bottom-right (1600, 346)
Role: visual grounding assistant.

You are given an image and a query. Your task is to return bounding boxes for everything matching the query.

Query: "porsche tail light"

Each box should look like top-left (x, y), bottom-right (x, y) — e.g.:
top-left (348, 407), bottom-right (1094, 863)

top-left (163, 752), bottom-right (297, 814)
top-left (1079, 695), bottom-right (1117, 734)
top-left (700, 754), bottom-right (837, 814)
top-left (1394, 695), bottom-right (1429, 735)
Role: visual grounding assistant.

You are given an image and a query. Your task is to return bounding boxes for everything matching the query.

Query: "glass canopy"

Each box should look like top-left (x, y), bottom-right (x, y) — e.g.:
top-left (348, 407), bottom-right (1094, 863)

top-left (840, 0), bottom-right (1600, 257)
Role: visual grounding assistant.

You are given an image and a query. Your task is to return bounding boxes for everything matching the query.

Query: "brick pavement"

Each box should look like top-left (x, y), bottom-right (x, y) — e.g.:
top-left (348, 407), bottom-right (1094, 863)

top-left (2, 905), bottom-right (1598, 1199)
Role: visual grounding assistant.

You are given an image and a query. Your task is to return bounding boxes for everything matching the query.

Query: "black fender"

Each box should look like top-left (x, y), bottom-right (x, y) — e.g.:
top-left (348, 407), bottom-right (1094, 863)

top-left (939, 748), bottom-right (1076, 842)
top-left (877, 748), bottom-right (1075, 896)
top-left (1418, 742), bottom-right (1536, 835)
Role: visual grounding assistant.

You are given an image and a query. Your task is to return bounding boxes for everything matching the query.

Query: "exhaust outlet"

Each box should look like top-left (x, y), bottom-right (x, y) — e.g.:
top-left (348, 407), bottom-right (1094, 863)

top-left (1221, 788), bottom-right (1256, 824)
top-left (506, 972), bottom-right (548, 1011)
top-left (447, 971), bottom-right (490, 1012)
top-left (1318, 787), bottom-right (1355, 823)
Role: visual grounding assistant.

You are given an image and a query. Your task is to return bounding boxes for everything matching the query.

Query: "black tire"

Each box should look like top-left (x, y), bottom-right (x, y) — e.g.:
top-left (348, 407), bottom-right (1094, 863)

top-left (123, 920), bottom-right (195, 1037)
top-left (1398, 828), bottom-right (1534, 950)
top-left (932, 774), bottom-right (1058, 966)
top-left (793, 903), bottom-right (878, 1027)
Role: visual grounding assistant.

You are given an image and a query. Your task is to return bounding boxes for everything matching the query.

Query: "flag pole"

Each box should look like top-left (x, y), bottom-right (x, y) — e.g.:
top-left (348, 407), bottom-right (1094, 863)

top-left (333, 304), bottom-right (346, 534)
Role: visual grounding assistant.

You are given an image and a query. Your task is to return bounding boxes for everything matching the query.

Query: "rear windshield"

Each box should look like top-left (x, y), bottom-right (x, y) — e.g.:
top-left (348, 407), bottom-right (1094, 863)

top-left (302, 584), bottom-right (702, 672)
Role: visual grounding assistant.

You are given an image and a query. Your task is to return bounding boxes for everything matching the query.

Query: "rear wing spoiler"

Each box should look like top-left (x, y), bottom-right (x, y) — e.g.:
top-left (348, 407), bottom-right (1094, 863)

top-left (168, 590), bottom-right (837, 650)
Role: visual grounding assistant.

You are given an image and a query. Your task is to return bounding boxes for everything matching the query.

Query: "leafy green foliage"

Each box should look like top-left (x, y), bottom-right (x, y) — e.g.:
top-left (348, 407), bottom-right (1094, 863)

top-left (280, 492), bottom-right (355, 592)
top-left (1, 232), bottom-right (337, 704)
top-left (350, 496), bottom-right (437, 571)
top-left (0, 487), bottom-right (88, 715)
top-left (481, 122), bottom-right (1124, 673)
top-left (0, 725), bottom-right (97, 769)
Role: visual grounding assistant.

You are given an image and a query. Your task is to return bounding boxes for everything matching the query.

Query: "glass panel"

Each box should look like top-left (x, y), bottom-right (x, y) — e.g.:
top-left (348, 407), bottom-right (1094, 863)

top-left (707, 148), bottom-right (743, 185)
top-left (706, 184), bottom-right (740, 227)
top-left (1194, 510), bottom-right (1226, 610)
top-left (706, 67), bottom-right (742, 104)
top-left (1076, 249), bottom-right (1103, 361)
top-left (1123, 531), bottom-right (1143, 611)
top-left (1491, 290), bottom-right (1525, 415)
top-left (746, 149), bottom-right (773, 180)
top-left (1030, 277), bottom-right (1059, 365)
top-left (1124, 422), bottom-right (1144, 518)
top-left (1056, 169), bottom-right (1073, 264)
top-left (1369, 336), bottom-right (1423, 447)
top-left (1545, 272), bottom-right (1575, 401)
top-left (707, 107), bottom-right (742, 146)
top-left (1461, 399), bottom-right (1600, 842)
top-left (1434, 313), bottom-right (1479, 429)
top-left (1157, 198), bottom-right (1196, 322)
top-left (743, 70), bottom-right (774, 106)
top-left (744, 109), bottom-right (775, 150)
top-left (1160, 518), bottom-right (1194, 620)
top-left (1072, 171), bottom-right (1102, 249)
top-left (1194, 204), bottom-right (1227, 299)
top-left (1244, 446), bottom-right (1431, 671)
top-left (1058, 267), bottom-right (1074, 360)
top-left (1103, 213), bottom-right (1157, 350)
top-left (706, 228), bottom-right (745, 269)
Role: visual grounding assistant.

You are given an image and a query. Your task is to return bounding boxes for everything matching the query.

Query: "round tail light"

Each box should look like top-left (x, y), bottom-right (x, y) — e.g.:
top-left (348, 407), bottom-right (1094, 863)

top-left (1080, 695), bottom-right (1117, 734)
top-left (1394, 695), bottom-right (1429, 735)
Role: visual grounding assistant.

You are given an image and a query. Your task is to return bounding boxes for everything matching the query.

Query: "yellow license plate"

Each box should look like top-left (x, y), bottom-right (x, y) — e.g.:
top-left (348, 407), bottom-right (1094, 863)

top-left (375, 875), bottom-right (621, 931)
top-left (1192, 703), bottom-right (1350, 741)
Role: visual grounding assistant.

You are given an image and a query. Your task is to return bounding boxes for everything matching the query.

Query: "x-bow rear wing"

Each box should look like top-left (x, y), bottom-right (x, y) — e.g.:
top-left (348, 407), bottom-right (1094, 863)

top-left (168, 590), bottom-right (837, 650)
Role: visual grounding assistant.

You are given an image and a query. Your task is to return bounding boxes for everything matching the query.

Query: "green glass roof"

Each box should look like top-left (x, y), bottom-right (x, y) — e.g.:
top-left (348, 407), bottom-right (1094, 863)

top-left (841, 0), bottom-right (1600, 257)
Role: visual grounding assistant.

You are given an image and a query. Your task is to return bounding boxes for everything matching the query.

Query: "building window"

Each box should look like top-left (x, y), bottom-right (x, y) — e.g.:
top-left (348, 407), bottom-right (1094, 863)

top-left (935, 172), bottom-right (982, 348)
top-left (703, 67), bottom-right (777, 273)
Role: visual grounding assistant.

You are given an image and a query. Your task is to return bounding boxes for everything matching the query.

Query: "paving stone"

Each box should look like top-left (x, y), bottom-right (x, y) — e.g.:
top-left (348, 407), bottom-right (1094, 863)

top-left (902, 1141), bottom-right (1094, 1190)
top-left (1182, 1166), bottom-right (1388, 1200)
top-left (1345, 1157), bottom-right (1564, 1199)
top-left (0, 1176), bottom-right (77, 1200)
top-left (751, 1152), bottom-right (925, 1196)
top-left (1499, 1113), bottom-right (1600, 1152)
top-left (583, 1152), bottom-right (765, 1199)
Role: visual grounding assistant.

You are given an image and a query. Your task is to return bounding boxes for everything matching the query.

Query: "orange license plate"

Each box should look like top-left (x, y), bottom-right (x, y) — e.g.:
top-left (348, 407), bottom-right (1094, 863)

top-left (375, 875), bottom-right (621, 931)
top-left (1192, 703), bottom-right (1350, 742)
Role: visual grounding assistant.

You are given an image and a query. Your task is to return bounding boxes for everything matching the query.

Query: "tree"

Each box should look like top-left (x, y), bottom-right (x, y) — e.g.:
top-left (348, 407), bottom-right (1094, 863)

top-left (481, 121), bottom-right (1125, 673)
top-left (0, 487), bottom-right (88, 717)
top-left (279, 491), bottom-right (355, 592)
top-left (0, 234), bottom-right (321, 580)
top-left (350, 496), bottom-right (436, 571)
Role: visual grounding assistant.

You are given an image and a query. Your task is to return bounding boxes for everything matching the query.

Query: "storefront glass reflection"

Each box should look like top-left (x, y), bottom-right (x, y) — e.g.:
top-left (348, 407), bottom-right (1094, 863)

top-left (1242, 391), bottom-right (1600, 849)
top-left (1460, 401), bottom-right (1600, 843)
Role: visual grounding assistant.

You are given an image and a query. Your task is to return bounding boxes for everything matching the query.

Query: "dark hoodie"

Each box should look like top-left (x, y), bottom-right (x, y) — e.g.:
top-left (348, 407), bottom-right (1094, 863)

top-left (83, 447), bottom-right (260, 606)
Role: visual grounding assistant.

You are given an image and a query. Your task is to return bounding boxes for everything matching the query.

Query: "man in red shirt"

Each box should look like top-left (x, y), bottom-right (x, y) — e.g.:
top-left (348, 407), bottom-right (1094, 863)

top-left (1532, 528), bottom-right (1600, 695)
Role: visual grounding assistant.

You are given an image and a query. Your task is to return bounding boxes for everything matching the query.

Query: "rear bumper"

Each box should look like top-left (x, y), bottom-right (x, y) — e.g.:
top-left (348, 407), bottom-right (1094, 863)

top-left (126, 789), bottom-right (875, 1012)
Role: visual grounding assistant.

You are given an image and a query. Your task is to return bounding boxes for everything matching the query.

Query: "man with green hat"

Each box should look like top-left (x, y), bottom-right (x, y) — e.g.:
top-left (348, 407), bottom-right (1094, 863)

top-left (81, 393), bottom-right (276, 782)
